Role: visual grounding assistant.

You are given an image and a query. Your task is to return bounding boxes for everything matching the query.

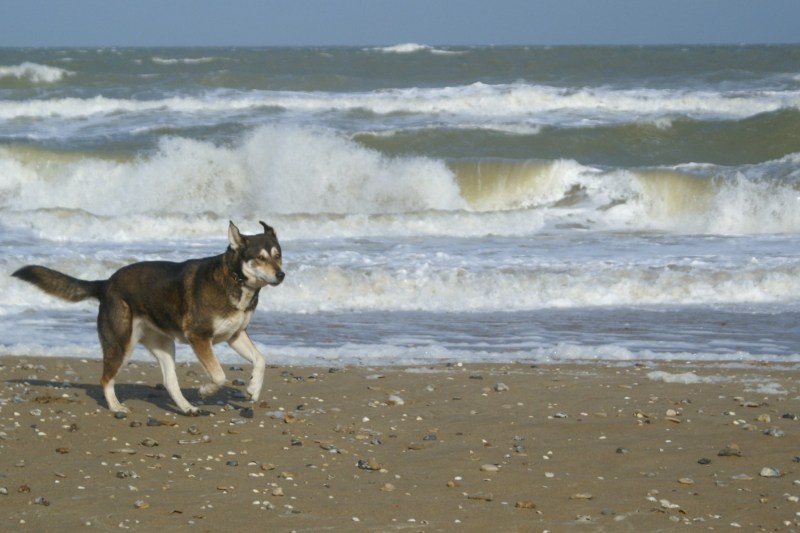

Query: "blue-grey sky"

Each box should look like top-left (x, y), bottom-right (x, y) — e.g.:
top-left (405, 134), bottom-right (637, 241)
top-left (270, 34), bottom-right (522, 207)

top-left (2, 0), bottom-right (798, 47)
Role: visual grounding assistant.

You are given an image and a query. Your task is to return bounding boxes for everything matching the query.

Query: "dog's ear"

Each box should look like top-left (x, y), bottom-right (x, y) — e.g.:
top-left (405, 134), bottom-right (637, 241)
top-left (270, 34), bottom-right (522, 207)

top-left (259, 221), bottom-right (276, 238)
top-left (228, 221), bottom-right (246, 250)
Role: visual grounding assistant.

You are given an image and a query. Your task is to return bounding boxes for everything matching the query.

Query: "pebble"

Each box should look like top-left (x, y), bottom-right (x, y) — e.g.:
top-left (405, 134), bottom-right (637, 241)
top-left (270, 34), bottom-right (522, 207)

top-left (570, 493), bottom-right (593, 500)
top-left (386, 394), bottom-right (404, 406)
top-left (480, 464), bottom-right (500, 473)
top-left (493, 383), bottom-right (509, 392)
top-left (678, 477), bottom-right (694, 485)
top-left (380, 483), bottom-right (396, 492)
top-left (660, 499), bottom-right (680, 510)
top-left (357, 458), bottom-right (382, 471)
top-left (697, 458), bottom-right (711, 465)
top-left (140, 438), bottom-right (158, 447)
top-left (763, 427), bottom-right (785, 437)
top-left (111, 448), bottom-right (137, 455)
top-left (0, 487), bottom-right (7, 495)
top-left (515, 500), bottom-right (536, 509)
top-left (271, 487), bottom-right (284, 496)
top-left (114, 411), bottom-right (127, 419)
top-left (467, 492), bottom-right (493, 502)
top-left (226, 460), bottom-right (238, 467)
top-left (134, 499), bottom-right (149, 509)
top-left (760, 467), bottom-right (781, 478)
top-left (718, 444), bottom-right (742, 457)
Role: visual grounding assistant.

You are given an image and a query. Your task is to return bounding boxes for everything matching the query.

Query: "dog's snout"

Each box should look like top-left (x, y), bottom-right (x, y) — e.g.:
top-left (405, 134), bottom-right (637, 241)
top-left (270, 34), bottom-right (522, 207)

top-left (276, 270), bottom-right (285, 283)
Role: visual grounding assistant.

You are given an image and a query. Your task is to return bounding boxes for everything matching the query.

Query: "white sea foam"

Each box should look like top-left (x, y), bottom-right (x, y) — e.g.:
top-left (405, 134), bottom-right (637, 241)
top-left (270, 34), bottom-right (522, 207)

top-left (370, 43), bottom-right (463, 55)
top-left (151, 56), bottom-right (218, 65)
top-left (0, 62), bottom-right (74, 83)
top-left (2, 128), bottom-right (800, 242)
top-left (1, 83), bottom-right (796, 124)
top-left (647, 371), bottom-right (726, 384)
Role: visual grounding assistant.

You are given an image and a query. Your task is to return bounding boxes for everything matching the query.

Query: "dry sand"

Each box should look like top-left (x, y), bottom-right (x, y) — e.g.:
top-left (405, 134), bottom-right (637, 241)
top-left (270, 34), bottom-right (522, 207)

top-left (1, 355), bottom-right (799, 532)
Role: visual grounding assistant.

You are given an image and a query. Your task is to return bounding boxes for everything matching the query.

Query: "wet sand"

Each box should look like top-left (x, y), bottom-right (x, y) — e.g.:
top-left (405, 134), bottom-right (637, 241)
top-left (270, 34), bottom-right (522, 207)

top-left (1, 356), bottom-right (799, 532)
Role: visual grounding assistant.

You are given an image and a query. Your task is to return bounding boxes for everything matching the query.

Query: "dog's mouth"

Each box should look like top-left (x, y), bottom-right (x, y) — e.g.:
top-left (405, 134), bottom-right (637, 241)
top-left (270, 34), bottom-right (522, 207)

top-left (269, 271), bottom-right (285, 286)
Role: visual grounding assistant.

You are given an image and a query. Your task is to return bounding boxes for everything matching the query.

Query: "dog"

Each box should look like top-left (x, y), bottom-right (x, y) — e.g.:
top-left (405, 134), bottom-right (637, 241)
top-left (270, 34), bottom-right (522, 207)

top-left (12, 221), bottom-right (284, 415)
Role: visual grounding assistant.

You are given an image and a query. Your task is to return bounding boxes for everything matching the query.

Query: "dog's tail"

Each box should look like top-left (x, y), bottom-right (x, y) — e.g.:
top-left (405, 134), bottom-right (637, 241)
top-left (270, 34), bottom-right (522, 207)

top-left (12, 265), bottom-right (103, 302)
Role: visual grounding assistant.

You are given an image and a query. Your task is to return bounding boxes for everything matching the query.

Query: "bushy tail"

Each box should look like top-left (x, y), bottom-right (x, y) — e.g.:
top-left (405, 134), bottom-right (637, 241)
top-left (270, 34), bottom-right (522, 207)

top-left (12, 265), bottom-right (103, 302)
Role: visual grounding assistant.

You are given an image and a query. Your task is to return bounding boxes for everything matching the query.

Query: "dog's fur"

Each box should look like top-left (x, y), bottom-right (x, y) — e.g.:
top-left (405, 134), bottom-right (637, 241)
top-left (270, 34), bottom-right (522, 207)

top-left (12, 221), bottom-right (284, 415)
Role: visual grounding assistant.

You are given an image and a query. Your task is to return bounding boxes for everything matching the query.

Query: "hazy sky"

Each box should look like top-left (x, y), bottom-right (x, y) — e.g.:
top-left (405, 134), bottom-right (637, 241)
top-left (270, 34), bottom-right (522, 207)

top-left (1, 0), bottom-right (798, 47)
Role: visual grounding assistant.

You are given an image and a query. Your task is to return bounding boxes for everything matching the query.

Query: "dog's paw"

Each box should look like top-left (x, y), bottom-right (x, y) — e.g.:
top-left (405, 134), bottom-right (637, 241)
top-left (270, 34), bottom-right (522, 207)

top-left (185, 406), bottom-right (201, 417)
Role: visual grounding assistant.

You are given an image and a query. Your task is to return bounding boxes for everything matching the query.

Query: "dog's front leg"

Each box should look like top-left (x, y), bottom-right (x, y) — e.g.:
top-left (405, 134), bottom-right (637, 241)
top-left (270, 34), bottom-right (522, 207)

top-left (228, 331), bottom-right (266, 402)
top-left (189, 336), bottom-right (226, 399)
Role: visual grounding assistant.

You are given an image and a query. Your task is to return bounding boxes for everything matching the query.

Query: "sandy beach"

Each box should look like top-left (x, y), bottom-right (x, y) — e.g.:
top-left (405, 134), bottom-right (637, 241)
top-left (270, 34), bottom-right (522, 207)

top-left (1, 356), bottom-right (799, 532)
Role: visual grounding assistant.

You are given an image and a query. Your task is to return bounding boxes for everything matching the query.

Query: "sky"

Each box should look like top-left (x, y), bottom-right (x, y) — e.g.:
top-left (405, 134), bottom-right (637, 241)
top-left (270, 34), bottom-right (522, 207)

top-left (1, 0), bottom-right (798, 47)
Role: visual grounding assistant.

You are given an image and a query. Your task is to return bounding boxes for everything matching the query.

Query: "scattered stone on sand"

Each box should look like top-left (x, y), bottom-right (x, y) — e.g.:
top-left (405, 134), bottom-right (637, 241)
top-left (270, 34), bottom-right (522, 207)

top-left (718, 444), bottom-right (742, 457)
top-left (515, 500), bottom-right (536, 509)
top-left (760, 467), bottom-right (781, 478)
top-left (386, 394), bottom-right (404, 406)
top-left (480, 464), bottom-right (500, 473)
top-left (467, 492), bottom-right (493, 502)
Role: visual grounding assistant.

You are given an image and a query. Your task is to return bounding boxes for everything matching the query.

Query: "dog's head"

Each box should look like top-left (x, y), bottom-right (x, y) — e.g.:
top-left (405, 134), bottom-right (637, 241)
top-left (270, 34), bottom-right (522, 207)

top-left (228, 221), bottom-right (285, 288)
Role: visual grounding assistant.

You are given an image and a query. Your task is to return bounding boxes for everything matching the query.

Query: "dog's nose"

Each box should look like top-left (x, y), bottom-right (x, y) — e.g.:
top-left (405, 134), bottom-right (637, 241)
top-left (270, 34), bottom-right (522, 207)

top-left (276, 271), bottom-right (285, 282)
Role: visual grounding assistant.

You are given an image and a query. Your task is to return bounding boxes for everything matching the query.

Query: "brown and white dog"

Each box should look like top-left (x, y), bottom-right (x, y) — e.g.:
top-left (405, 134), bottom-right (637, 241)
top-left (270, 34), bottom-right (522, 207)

top-left (12, 221), bottom-right (284, 415)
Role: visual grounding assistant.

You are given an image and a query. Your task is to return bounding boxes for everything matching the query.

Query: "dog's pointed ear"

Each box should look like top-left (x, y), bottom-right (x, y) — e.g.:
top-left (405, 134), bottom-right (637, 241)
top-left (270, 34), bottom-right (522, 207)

top-left (228, 221), bottom-right (246, 250)
top-left (259, 221), bottom-right (276, 237)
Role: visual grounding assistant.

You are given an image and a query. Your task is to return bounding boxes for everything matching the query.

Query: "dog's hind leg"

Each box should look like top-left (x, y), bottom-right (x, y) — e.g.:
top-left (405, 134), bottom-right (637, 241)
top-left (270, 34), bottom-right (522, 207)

top-left (228, 331), bottom-right (266, 402)
top-left (97, 300), bottom-right (134, 414)
top-left (189, 336), bottom-right (226, 399)
top-left (141, 332), bottom-right (198, 415)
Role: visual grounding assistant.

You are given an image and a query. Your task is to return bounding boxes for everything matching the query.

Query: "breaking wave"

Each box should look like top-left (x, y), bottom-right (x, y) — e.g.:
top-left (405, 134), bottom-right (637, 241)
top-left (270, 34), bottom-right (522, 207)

top-left (1, 126), bottom-right (799, 241)
top-left (0, 62), bottom-right (74, 84)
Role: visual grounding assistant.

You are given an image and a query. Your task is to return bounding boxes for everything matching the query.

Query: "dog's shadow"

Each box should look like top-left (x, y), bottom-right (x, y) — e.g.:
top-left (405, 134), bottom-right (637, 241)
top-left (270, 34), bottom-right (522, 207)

top-left (6, 378), bottom-right (250, 417)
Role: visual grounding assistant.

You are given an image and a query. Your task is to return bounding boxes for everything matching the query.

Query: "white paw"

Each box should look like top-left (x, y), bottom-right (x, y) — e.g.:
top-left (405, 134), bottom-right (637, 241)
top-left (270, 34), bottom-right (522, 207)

top-left (246, 384), bottom-right (261, 402)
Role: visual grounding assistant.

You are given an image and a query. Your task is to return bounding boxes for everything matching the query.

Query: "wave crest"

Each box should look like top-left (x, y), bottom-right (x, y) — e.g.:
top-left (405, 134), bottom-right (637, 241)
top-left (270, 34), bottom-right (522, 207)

top-left (0, 62), bottom-right (74, 84)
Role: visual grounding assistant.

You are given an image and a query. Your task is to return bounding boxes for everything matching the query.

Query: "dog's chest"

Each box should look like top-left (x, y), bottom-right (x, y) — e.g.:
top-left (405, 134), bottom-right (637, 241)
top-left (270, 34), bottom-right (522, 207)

top-left (212, 310), bottom-right (253, 342)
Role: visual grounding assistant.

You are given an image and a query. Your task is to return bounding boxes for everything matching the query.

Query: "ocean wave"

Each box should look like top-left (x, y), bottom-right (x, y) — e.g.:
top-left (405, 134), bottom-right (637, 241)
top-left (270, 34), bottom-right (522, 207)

top-left (3, 83), bottom-right (797, 124)
top-left (0, 62), bottom-right (74, 84)
top-left (151, 56), bottom-right (220, 65)
top-left (2, 127), bottom-right (800, 240)
top-left (370, 43), bottom-right (463, 56)
top-left (4, 244), bottom-right (798, 313)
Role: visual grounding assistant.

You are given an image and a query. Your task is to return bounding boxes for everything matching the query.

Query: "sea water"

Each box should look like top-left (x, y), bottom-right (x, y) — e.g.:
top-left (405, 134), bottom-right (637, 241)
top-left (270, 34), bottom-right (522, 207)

top-left (1, 45), bottom-right (799, 366)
